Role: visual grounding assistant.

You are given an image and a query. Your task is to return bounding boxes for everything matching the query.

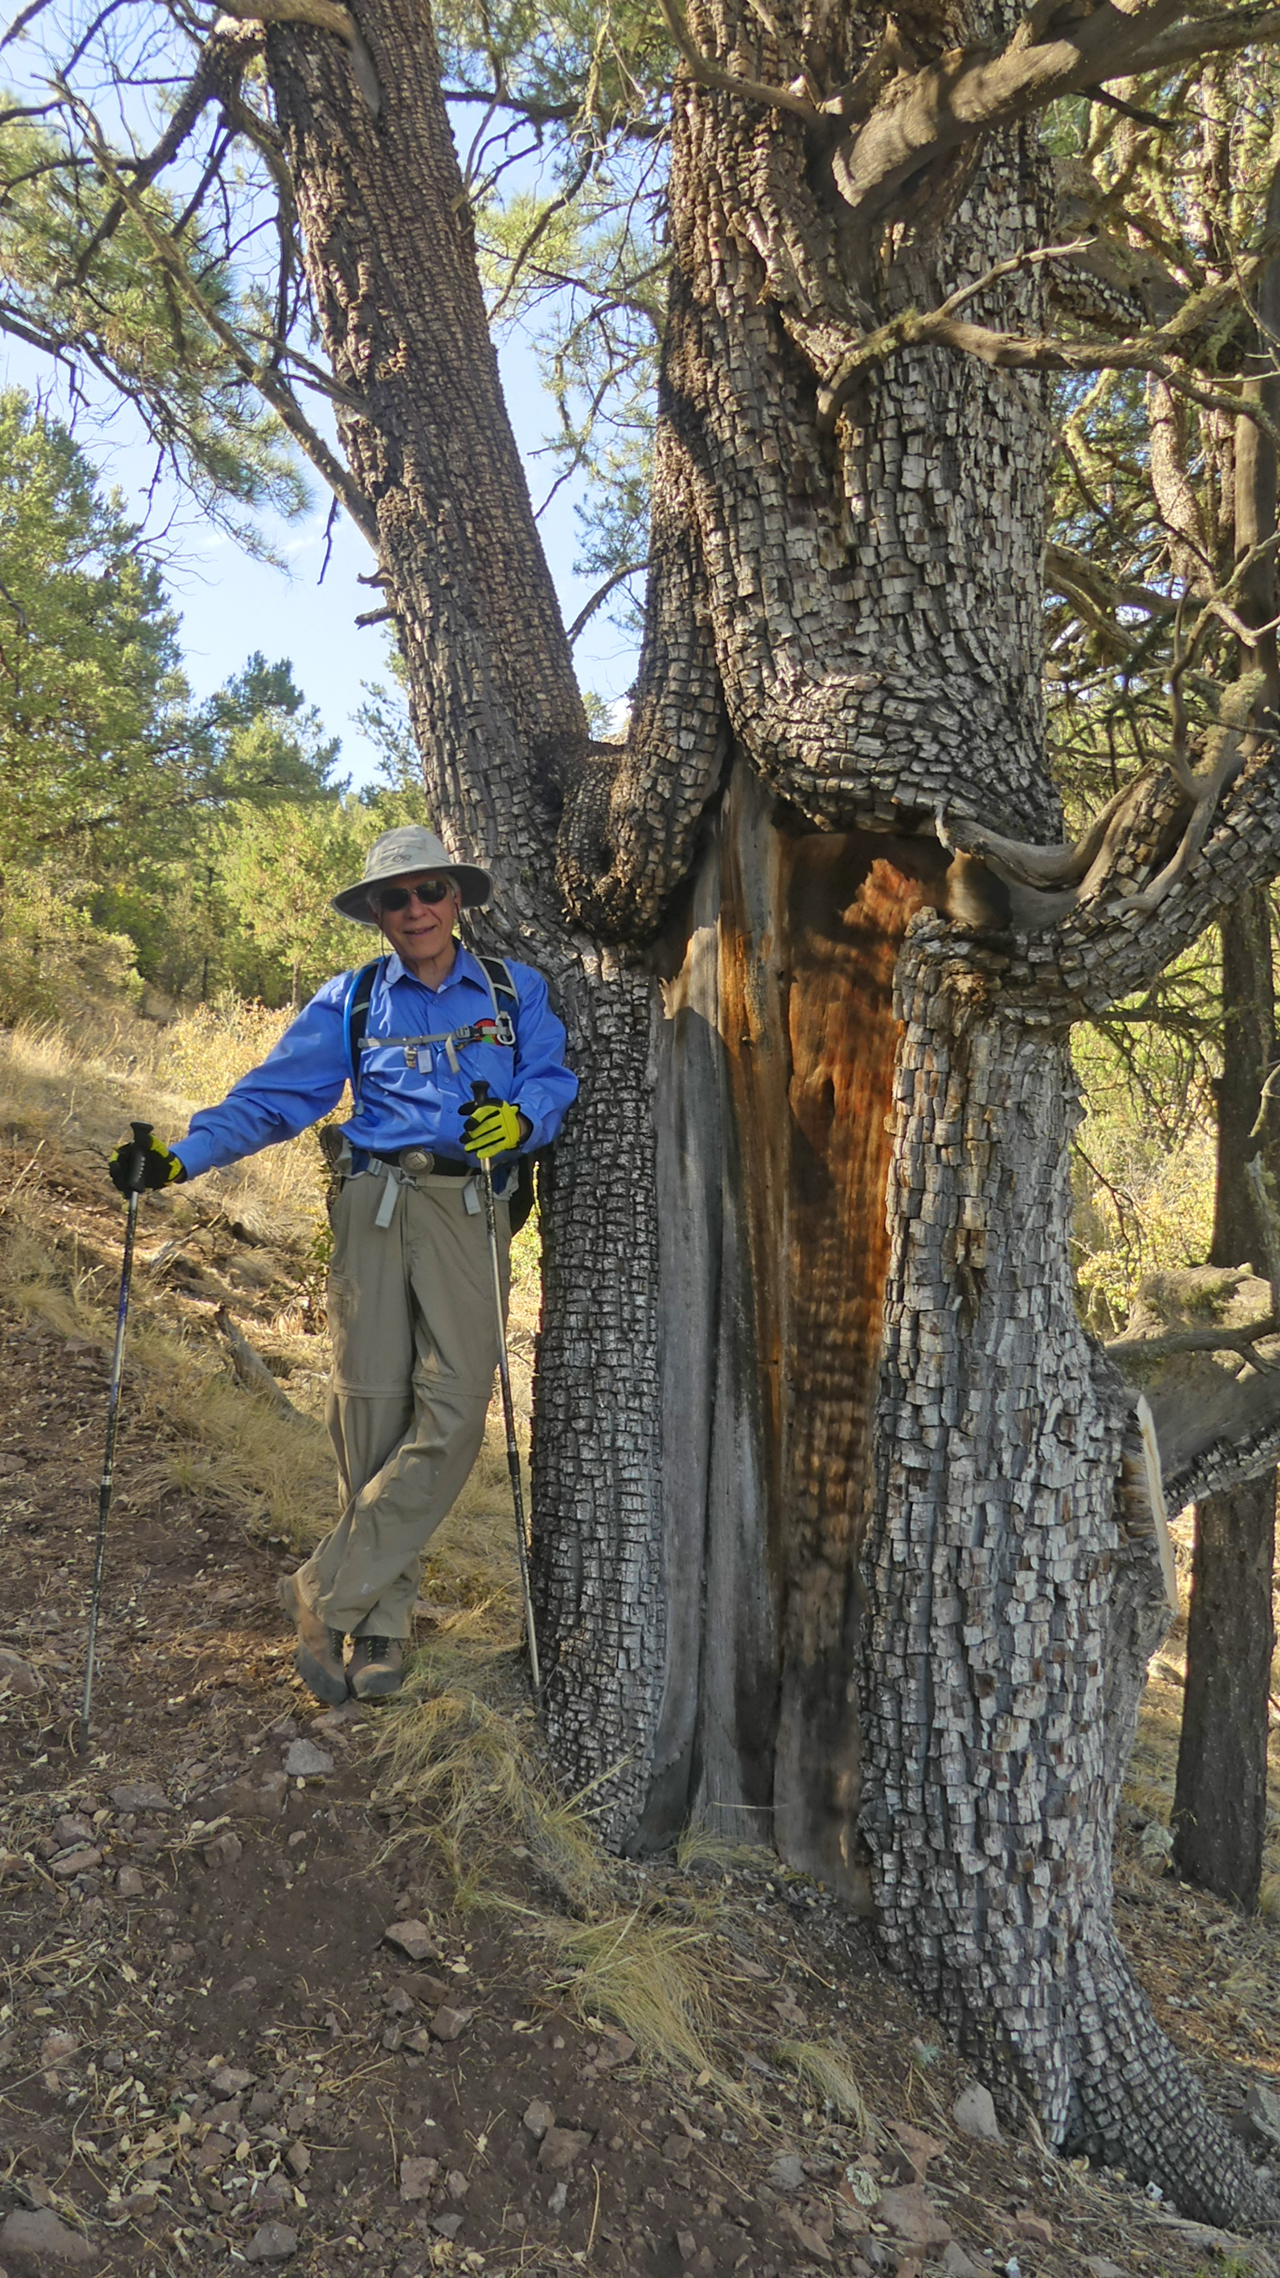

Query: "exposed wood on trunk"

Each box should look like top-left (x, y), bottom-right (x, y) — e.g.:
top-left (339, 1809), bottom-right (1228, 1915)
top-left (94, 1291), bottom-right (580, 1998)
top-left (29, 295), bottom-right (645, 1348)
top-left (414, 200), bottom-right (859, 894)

top-left (631, 764), bottom-right (916, 1891)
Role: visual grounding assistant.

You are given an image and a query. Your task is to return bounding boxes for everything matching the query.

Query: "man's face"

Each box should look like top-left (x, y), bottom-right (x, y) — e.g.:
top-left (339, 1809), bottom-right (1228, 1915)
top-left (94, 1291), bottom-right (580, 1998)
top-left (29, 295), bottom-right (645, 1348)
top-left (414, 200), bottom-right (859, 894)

top-left (369, 871), bottom-right (461, 965)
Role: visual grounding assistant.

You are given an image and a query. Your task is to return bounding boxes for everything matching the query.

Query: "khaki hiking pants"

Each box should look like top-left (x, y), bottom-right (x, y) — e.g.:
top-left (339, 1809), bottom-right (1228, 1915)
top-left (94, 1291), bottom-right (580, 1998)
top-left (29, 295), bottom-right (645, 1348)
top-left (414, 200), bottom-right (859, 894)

top-left (292, 1166), bottom-right (510, 1641)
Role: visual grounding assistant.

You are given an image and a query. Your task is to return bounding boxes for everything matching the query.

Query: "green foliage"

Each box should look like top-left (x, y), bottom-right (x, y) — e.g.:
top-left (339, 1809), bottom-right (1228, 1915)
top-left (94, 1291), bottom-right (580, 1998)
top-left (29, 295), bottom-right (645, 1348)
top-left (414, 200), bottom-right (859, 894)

top-left (0, 868), bottom-right (141, 1026)
top-left (0, 111), bottom-right (308, 549)
top-left (0, 387), bottom-right (436, 1016)
top-left (215, 795), bottom-right (389, 1007)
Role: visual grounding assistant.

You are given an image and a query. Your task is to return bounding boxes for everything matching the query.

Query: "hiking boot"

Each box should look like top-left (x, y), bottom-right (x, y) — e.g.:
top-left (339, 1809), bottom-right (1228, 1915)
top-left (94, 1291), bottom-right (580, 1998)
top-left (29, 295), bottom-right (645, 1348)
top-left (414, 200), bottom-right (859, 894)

top-left (277, 1573), bottom-right (347, 1708)
top-left (349, 1636), bottom-right (405, 1700)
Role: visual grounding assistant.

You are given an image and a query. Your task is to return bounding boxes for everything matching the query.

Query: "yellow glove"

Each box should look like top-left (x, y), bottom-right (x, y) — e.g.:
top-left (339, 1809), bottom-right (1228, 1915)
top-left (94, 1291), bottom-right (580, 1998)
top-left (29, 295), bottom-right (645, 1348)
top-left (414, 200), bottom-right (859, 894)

top-left (461, 1098), bottom-right (525, 1161)
top-left (108, 1130), bottom-right (185, 1194)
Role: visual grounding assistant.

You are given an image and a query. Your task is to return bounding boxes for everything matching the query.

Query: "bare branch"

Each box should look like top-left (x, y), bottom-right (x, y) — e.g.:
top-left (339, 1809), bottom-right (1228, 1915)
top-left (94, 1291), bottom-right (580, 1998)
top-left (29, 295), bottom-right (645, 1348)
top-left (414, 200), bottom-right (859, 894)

top-left (827, 2), bottom-right (1280, 230)
top-left (214, 0), bottom-right (381, 112)
top-left (565, 559), bottom-right (648, 644)
top-left (655, 0), bottom-right (819, 121)
top-left (66, 95), bottom-right (379, 547)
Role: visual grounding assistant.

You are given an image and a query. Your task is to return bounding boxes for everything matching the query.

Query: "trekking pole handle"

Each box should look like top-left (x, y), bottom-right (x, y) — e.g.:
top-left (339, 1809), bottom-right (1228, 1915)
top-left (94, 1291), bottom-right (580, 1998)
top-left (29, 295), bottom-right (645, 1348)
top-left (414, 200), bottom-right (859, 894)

top-left (126, 1120), bottom-right (154, 1194)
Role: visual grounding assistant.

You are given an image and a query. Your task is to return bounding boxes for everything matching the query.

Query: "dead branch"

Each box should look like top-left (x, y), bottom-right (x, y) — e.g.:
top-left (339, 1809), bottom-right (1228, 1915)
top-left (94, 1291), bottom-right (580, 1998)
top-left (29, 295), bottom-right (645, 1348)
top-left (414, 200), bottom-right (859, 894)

top-left (654, 0), bottom-right (820, 120)
top-left (66, 96), bottom-right (379, 550)
top-left (215, 1306), bottom-right (309, 1422)
top-left (1106, 1315), bottom-right (1280, 1364)
top-left (215, 0), bottom-right (381, 111)
top-left (67, 22), bottom-right (262, 286)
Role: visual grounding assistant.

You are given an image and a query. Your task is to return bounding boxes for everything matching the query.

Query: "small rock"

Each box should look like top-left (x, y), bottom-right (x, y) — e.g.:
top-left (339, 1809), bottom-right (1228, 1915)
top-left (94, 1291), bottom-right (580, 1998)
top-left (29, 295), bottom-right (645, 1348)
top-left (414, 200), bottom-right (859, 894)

top-left (1245, 2084), bottom-right (1280, 2148)
top-left (781, 2208), bottom-right (832, 2263)
top-left (884, 2121), bottom-right (946, 2182)
top-left (284, 2143), bottom-right (310, 2178)
top-left (39, 2030), bottom-right (78, 2069)
top-left (243, 2222), bottom-right (298, 2263)
top-left (876, 2184), bottom-right (951, 2251)
top-left (429, 2003), bottom-right (474, 2042)
top-left (205, 1831), bottom-right (242, 1868)
top-left (52, 1815), bottom-right (94, 1847)
top-left (1009, 2208), bottom-right (1052, 2246)
top-left (547, 2182), bottom-right (568, 2216)
top-left (283, 1739), bottom-right (333, 1777)
top-left (383, 1918), bottom-right (438, 1963)
top-left (115, 1866), bottom-right (145, 1898)
top-left (1083, 2261), bottom-right (1125, 2278)
top-left (400, 2155), bottom-right (438, 2202)
top-left (50, 1847), bottom-right (101, 1880)
top-left (768, 2152), bottom-right (805, 2190)
top-left (593, 2029), bottom-right (636, 2069)
top-left (446, 2169), bottom-right (469, 2200)
top-left (312, 1702), bottom-right (366, 1737)
top-left (522, 2099), bottom-right (555, 2140)
top-left (431, 2213), bottom-right (463, 2239)
top-left (196, 2133), bottom-right (233, 2171)
top-left (0, 1651), bottom-right (38, 1696)
top-left (212, 2065), bottom-right (254, 2096)
top-left (109, 1781), bottom-right (171, 1812)
top-left (676, 2229), bottom-right (698, 2263)
top-left (0, 2208), bottom-right (95, 2268)
top-left (939, 2249), bottom-right (986, 2278)
top-left (537, 2126), bottom-right (593, 2173)
top-left (952, 2082), bottom-right (1001, 2143)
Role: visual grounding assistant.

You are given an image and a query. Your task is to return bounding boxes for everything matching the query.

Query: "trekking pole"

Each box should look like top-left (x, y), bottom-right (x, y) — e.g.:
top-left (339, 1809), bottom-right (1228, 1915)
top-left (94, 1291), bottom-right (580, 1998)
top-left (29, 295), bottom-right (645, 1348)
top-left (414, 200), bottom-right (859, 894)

top-left (468, 1082), bottom-right (541, 1710)
top-left (78, 1121), bottom-right (151, 1754)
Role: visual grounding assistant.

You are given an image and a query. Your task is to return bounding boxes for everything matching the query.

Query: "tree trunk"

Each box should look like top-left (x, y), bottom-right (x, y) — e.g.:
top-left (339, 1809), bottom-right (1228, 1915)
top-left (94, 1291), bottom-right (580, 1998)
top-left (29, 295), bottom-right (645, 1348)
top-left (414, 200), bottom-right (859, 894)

top-left (1174, 1474), bottom-right (1276, 1908)
top-left (260, 0), bottom-right (1280, 2226)
top-left (1174, 888), bottom-right (1280, 1908)
top-left (1173, 164), bottom-right (1280, 1912)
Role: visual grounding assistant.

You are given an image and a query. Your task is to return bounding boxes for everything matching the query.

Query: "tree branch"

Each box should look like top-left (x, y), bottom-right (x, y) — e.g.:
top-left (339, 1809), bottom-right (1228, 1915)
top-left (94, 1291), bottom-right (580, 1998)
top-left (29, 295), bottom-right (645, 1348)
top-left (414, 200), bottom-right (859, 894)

top-left (655, 0), bottom-right (820, 121)
top-left (66, 96), bottom-right (379, 549)
top-left (818, 255), bottom-right (1274, 437)
top-left (565, 559), bottom-right (648, 645)
top-left (214, 0), bottom-right (381, 113)
top-left (1106, 1316), bottom-right (1280, 1363)
top-left (827, 1), bottom-right (1280, 230)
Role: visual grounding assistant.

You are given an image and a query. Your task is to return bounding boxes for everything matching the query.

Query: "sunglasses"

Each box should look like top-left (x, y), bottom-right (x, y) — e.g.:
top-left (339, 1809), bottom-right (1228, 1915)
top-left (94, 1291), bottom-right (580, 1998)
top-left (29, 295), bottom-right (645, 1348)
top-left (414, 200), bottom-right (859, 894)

top-left (373, 879), bottom-right (455, 912)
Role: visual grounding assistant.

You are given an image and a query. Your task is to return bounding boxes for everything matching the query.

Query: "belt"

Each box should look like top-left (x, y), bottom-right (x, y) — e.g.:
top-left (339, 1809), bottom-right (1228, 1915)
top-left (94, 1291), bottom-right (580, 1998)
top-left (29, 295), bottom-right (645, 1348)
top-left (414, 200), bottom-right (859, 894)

top-left (350, 1146), bottom-right (470, 1178)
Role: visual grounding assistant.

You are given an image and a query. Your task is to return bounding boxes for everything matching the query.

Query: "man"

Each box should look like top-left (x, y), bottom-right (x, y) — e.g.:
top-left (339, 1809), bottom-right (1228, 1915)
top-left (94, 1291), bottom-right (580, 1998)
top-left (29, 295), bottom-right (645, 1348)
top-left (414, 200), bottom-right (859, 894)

top-left (109, 825), bottom-right (577, 1705)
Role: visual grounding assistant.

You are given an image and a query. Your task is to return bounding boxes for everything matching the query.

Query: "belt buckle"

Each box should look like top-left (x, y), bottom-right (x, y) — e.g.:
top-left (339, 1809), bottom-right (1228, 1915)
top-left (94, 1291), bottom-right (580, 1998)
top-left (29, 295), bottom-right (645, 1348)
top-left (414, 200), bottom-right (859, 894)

top-left (401, 1148), bottom-right (435, 1175)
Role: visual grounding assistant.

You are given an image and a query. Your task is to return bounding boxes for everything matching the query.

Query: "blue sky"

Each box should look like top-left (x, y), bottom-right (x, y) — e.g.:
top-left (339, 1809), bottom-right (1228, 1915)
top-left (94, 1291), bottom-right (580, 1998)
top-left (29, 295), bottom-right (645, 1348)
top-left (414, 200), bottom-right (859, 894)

top-left (0, 331), bottom-right (641, 789)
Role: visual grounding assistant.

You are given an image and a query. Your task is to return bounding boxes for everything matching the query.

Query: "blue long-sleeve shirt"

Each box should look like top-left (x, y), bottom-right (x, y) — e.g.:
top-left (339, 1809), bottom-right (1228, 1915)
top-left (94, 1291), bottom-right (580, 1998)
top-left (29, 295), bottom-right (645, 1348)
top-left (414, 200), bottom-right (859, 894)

top-left (173, 947), bottom-right (577, 1181)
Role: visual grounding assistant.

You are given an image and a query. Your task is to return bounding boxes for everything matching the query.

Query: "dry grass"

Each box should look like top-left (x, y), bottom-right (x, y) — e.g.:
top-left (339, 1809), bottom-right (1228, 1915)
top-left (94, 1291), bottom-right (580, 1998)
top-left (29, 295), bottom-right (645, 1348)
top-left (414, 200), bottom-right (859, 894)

top-left (0, 1003), bottom-right (546, 1564)
top-left (374, 1635), bottom-right (756, 2096)
top-left (531, 1910), bottom-right (720, 2079)
top-left (773, 2037), bottom-right (869, 2131)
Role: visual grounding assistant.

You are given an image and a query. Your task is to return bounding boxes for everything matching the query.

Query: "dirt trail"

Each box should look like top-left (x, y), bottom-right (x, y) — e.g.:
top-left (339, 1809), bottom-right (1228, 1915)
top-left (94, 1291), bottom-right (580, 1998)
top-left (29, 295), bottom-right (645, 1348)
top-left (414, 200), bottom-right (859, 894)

top-left (0, 1046), bottom-right (1278, 2278)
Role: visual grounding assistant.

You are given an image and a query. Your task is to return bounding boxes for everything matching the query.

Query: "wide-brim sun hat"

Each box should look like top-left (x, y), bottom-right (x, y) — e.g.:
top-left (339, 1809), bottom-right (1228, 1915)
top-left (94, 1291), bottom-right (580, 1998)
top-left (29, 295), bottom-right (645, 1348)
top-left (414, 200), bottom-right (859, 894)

top-left (332, 826), bottom-right (492, 925)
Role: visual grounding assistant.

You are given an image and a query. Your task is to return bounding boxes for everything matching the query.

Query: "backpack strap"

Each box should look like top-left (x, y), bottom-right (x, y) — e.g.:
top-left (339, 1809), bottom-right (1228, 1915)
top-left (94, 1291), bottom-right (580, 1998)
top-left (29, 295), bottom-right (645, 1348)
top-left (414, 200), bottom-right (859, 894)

top-left (343, 959), bottom-right (386, 1102)
top-left (476, 954), bottom-right (518, 1048)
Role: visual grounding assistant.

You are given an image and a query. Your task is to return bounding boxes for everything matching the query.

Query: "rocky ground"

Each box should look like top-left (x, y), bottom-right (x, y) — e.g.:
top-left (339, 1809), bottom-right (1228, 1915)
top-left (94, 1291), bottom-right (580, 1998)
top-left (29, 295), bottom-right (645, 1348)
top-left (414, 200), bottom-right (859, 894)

top-left (1, 1041), bottom-right (1279, 2278)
